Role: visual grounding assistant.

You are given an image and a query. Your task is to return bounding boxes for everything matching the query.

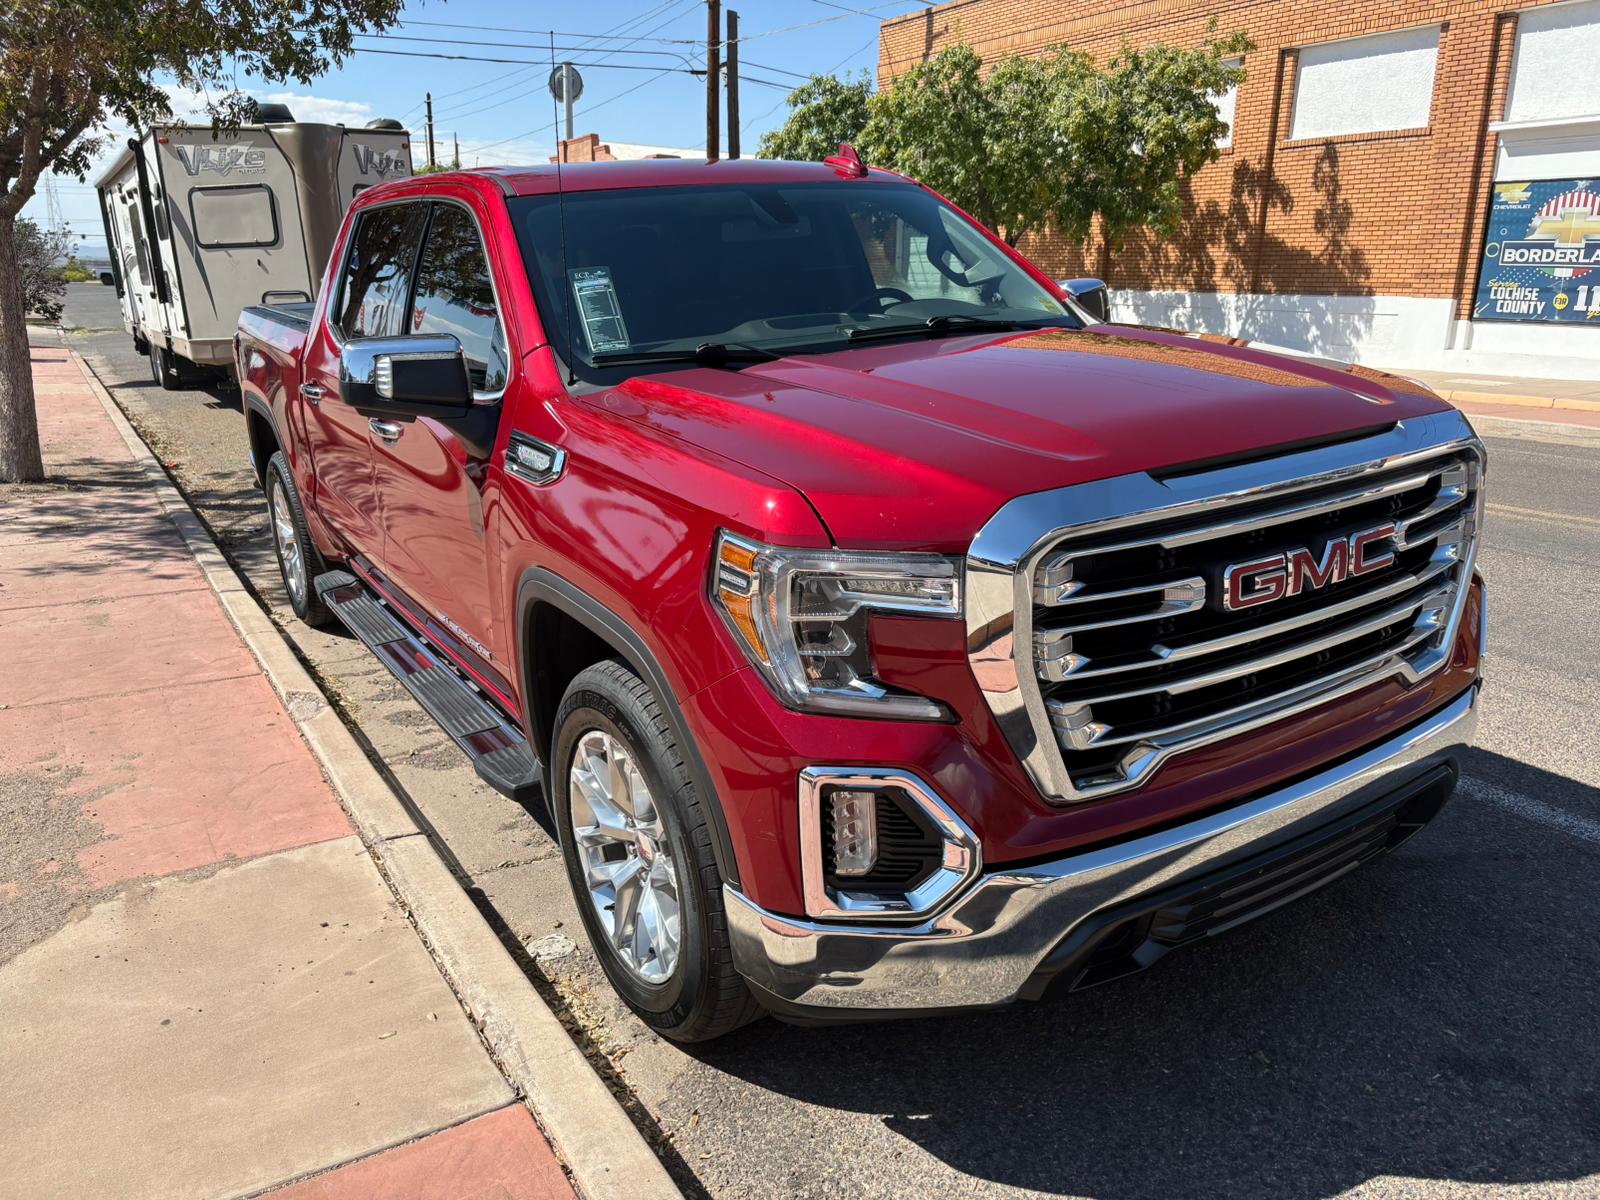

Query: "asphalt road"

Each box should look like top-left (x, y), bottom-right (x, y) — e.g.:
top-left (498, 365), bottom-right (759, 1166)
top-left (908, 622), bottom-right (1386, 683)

top-left (38, 298), bottom-right (1600, 1200)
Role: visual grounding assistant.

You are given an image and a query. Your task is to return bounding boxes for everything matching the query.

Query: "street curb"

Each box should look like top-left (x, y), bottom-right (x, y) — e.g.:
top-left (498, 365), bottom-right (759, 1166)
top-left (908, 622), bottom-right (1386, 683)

top-left (71, 352), bottom-right (681, 1200)
top-left (1443, 387), bottom-right (1600, 414)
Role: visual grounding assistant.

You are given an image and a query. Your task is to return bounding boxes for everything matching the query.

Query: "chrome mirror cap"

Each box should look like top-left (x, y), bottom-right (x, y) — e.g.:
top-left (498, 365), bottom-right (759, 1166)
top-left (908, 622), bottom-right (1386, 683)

top-left (1059, 278), bottom-right (1110, 323)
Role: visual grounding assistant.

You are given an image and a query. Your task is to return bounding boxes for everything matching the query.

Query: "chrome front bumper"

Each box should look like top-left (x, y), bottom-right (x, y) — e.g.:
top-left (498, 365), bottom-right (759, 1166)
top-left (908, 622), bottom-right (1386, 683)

top-left (725, 685), bottom-right (1479, 1015)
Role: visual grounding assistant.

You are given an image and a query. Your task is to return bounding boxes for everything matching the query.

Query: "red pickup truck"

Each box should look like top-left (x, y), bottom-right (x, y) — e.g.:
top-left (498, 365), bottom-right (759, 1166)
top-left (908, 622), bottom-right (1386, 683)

top-left (235, 157), bottom-right (1485, 1041)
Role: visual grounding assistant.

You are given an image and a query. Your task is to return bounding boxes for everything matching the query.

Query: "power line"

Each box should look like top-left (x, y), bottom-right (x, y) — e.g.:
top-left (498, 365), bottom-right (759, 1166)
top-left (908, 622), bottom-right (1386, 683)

top-left (423, 64), bottom-right (546, 113)
top-left (744, 33), bottom-right (879, 132)
top-left (736, 1), bottom-right (915, 43)
top-left (392, 12), bottom-right (700, 46)
top-left (433, 0), bottom-right (704, 122)
top-left (360, 33), bottom-right (700, 65)
top-left (353, 46), bottom-right (704, 72)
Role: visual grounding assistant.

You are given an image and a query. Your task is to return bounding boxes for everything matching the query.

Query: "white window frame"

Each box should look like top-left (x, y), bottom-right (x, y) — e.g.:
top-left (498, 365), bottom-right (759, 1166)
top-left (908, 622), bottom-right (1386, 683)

top-left (1214, 58), bottom-right (1243, 149)
top-left (1290, 26), bottom-right (1441, 141)
top-left (1505, 0), bottom-right (1600, 126)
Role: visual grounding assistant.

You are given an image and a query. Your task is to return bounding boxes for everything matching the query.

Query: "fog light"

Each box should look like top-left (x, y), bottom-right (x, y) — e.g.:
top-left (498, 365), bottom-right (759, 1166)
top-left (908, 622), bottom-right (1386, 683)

top-left (830, 789), bottom-right (877, 876)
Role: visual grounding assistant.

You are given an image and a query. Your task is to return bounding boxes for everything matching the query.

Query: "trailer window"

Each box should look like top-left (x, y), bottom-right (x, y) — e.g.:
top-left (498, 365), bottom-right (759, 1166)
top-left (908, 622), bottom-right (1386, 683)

top-left (191, 185), bottom-right (278, 249)
top-left (410, 205), bottom-right (508, 394)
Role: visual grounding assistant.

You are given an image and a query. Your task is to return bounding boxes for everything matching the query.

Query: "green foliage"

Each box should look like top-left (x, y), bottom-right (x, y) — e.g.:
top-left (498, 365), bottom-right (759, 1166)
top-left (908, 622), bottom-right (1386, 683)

top-left (59, 254), bottom-right (93, 282)
top-left (13, 218), bottom-right (66, 321)
top-left (757, 73), bottom-right (873, 164)
top-left (0, 0), bottom-right (406, 216)
top-left (1068, 29), bottom-right (1254, 257)
top-left (0, 0), bottom-right (407, 481)
top-left (758, 30), bottom-right (1252, 252)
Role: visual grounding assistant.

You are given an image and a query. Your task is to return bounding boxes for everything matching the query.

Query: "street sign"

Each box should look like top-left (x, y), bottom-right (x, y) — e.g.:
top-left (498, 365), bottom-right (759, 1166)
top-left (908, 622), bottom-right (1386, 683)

top-left (548, 64), bottom-right (584, 104)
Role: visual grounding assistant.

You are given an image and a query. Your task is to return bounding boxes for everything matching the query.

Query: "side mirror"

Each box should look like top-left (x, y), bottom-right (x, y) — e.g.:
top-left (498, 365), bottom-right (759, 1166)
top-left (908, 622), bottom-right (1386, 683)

top-left (339, 335), bottom-right (472, 419)
top-left (1059, 278), bottom-right (1110, 323)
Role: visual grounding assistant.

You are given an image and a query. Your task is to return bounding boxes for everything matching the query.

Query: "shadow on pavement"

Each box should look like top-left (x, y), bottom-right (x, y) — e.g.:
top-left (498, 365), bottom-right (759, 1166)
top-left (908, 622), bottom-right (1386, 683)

top-left (692, 750), bottom-right (1600, 1199)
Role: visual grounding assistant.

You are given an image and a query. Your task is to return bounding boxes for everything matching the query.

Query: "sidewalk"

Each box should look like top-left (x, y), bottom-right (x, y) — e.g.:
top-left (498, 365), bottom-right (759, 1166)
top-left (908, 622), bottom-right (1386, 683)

top-left (0, 347), bottom-right (573, 1200)
top-left (1401, 367), bottom-right (1600, 429)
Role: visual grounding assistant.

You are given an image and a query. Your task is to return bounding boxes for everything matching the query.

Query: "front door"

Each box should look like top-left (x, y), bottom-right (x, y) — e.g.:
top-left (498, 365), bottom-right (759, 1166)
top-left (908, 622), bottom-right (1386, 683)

top-left (299, 200), bottom-right (429, 558)
top-left (368, 199), bottom-right (511, 677)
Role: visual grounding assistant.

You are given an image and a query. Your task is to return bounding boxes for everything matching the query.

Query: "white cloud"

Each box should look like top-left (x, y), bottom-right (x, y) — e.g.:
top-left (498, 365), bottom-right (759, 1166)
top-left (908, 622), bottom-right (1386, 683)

top-left (445, 135), bottom-right (554, 168)
top-left (259, 91), bottom-right (374, 127)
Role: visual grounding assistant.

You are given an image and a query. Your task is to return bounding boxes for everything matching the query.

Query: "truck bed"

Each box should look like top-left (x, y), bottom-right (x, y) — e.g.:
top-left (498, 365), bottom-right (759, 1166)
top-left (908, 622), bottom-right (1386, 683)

top-left (241, 301), bottom-right (314, 333)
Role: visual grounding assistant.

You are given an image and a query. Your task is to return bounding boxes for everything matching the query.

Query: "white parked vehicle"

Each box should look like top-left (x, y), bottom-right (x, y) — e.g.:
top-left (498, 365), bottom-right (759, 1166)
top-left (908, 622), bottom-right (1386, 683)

top-left (96, 103), bottom-right (412, 389)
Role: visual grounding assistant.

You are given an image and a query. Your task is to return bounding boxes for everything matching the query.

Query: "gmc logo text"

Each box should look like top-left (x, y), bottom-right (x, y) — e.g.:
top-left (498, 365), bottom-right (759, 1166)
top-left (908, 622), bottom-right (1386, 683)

top-left (1221, 522), bottom-right (1397, 611)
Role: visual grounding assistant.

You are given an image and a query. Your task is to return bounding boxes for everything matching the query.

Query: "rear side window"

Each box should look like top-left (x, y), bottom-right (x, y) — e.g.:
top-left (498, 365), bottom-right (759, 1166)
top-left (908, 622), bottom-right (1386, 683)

top-left (410, 205), bottom-right (508, 393)
top-left (191, 185), bottom-right (278, 249)
top-left (335, 203), bottom-right (427, 339)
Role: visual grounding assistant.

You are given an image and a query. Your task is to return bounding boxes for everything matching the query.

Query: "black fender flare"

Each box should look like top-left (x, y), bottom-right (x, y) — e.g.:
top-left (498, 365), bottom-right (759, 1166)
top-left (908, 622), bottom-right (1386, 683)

top-left (515, 567), bottom-right (741, 889)
top-left (242, 393), bottom-right (280, 487)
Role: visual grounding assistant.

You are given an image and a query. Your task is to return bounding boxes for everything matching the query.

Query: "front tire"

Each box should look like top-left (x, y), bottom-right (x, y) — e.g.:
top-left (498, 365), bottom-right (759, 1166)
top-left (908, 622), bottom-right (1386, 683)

top-left (265, 452), bottom-right (331, 627)
top-left (553, 660), bottom-right (762, 1042)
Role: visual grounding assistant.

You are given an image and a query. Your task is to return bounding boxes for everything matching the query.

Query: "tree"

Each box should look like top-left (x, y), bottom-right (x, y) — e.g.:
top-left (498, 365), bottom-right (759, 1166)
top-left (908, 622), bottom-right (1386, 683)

top-left (862, 45), bottom-right (1095, 248)
top-left (757, 32), bottom-right (1251, 257)
top-left (13, 218), bottom-right (67, 323)
top-left (1066, 30), bottom-right (1253, 275)
top-left (757, 72), bottom-right (873, 164)
top-left (0, 0), bottom-right (404, 483)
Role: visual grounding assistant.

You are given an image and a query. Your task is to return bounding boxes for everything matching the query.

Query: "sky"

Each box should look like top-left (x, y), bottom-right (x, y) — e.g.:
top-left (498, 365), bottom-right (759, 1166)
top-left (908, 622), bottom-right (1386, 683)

top-left (30, 0), bottom-right (924, 257)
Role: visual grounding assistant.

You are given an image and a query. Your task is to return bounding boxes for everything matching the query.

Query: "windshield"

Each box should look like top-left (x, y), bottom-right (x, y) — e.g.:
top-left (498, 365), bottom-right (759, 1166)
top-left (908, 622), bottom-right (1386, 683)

top-left (507, 180), bottom-right (1079, 383)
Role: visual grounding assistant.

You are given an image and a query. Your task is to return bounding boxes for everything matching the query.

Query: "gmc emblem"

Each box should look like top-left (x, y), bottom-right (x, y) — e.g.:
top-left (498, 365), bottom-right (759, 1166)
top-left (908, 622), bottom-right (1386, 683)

top-left (1221, 522), bottom-right (1397, 611)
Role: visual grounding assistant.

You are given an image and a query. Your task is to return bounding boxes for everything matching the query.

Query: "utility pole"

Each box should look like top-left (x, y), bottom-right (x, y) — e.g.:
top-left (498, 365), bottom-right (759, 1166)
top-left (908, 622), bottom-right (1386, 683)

top-left (705, 0), bottom-right (720, 162)
top-left (562, 63), bottom-right (575, 141)
top-left (425, 92), bottom-right (436, 170)
top-left (726, 9), bottom-right (740, 160)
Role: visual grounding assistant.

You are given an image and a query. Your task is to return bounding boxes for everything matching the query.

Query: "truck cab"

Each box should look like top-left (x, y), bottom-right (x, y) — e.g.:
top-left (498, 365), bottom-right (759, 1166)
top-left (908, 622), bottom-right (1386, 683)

top-left (236, 159), bottom-right (1484, 1041)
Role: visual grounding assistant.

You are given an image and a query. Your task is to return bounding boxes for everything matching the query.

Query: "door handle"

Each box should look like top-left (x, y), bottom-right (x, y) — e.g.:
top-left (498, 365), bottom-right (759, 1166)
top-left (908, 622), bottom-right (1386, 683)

top-left (369, 418), bottom-right (404, 442)
top-left (298, 381), bottom-right (325, 403)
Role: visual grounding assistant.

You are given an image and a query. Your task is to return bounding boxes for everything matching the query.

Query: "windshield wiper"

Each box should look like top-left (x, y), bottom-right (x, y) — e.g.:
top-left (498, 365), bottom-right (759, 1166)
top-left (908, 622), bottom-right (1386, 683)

top-left (845, 313), bottom-right (1025, 344)
top-left (589, 342), bottom-right (781, 369)
top-left (844, 313), bottom-right (1082, 344)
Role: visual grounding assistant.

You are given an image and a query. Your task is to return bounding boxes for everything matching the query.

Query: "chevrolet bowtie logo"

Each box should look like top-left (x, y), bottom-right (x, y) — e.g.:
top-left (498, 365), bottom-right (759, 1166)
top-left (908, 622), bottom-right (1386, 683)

top-left (1534, 207), bottom-right (1600, 246)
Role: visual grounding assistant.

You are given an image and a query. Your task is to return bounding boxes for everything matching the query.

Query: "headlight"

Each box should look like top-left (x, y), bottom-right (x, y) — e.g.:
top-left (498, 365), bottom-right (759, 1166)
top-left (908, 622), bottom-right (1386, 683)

top-left (712, 531), bottom-right (962, 720)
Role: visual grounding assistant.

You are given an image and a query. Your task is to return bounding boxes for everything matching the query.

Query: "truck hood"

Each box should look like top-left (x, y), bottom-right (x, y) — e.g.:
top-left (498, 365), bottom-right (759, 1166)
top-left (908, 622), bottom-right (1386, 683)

top-left (600, 325), bottom-right (1454, 551)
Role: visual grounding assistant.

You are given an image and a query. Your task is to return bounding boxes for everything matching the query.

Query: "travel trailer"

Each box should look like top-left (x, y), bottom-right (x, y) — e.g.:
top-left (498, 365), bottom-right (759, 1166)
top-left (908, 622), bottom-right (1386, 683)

top-left (96, 104), bottom-right (412, 388)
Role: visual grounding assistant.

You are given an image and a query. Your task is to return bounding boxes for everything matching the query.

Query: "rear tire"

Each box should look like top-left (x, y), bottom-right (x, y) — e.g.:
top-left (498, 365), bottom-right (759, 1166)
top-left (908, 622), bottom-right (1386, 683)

top-left (148, 342), bottom-right (182, 391)
top-left (265, 451), bottom-right (331, 627)
top-left (553, 659), bottom-right (763, 1042)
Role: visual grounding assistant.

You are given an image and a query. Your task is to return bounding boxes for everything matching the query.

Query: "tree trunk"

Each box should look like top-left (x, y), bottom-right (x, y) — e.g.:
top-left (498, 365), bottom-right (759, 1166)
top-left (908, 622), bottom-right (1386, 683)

top-left (0, 211), bottom-right (45, 483)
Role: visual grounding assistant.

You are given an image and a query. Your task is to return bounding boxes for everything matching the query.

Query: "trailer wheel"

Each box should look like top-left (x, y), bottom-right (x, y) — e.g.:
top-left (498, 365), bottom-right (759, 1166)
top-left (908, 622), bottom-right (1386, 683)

top-left (148, 343), bottom-right (183, 391)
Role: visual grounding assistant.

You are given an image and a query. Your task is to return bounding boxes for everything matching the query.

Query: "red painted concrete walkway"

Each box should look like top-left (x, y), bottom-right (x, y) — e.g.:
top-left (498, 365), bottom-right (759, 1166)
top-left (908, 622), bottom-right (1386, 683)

top-left (0, 349), bottom-right (573, 1200)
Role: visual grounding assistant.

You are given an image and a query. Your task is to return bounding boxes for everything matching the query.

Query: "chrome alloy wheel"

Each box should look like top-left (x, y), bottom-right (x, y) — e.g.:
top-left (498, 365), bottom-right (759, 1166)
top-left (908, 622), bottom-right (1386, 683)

top-left (568, 729), bottom-right (682, 984)
top-left (270, 479), bottom-right (306, 609)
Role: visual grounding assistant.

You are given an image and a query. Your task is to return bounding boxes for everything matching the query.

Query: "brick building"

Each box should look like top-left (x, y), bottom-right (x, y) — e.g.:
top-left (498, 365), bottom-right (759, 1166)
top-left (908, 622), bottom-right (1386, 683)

top-left (879, 0), bottom-right (1600, 376)
top-left (552, 133), bottom-right (703, 162)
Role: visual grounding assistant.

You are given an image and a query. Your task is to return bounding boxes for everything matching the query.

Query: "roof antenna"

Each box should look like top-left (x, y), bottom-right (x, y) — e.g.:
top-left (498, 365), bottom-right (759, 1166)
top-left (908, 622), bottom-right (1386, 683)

top-left (550, 33), bottom-right (577, 386)
top-left (825, 142), bottom-right (867, 177)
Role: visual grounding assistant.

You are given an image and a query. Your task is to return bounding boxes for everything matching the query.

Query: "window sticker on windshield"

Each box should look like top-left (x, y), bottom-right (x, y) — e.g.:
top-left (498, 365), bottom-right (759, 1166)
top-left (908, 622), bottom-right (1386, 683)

top-left (569, 267), bottom-right (630, 353)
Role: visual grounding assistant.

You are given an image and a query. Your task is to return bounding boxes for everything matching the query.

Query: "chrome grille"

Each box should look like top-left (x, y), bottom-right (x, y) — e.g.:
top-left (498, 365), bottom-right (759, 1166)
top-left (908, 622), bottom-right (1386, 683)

top-left (965, 412), bottom-right (1484, 805)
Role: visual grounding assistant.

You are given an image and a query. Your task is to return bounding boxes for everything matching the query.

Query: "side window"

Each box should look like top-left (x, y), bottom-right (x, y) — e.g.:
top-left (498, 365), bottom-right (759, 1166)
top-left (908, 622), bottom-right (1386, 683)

top-left (335, 204), bottom-right (428, 339)
top-left (410, 205), bottom-right (508, 393)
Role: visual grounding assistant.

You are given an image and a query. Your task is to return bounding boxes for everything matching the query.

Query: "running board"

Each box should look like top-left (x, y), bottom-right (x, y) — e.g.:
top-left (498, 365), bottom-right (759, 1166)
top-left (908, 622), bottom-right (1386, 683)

top-left (314, 570), bottom-right (542, 803)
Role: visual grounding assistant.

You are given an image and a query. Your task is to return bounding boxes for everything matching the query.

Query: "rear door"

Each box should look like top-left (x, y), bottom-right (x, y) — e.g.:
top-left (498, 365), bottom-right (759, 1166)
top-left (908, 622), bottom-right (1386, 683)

top-left (299, 200), bottom-right (429, 556)
top-left (368, 199), bottom-right (512, 672)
